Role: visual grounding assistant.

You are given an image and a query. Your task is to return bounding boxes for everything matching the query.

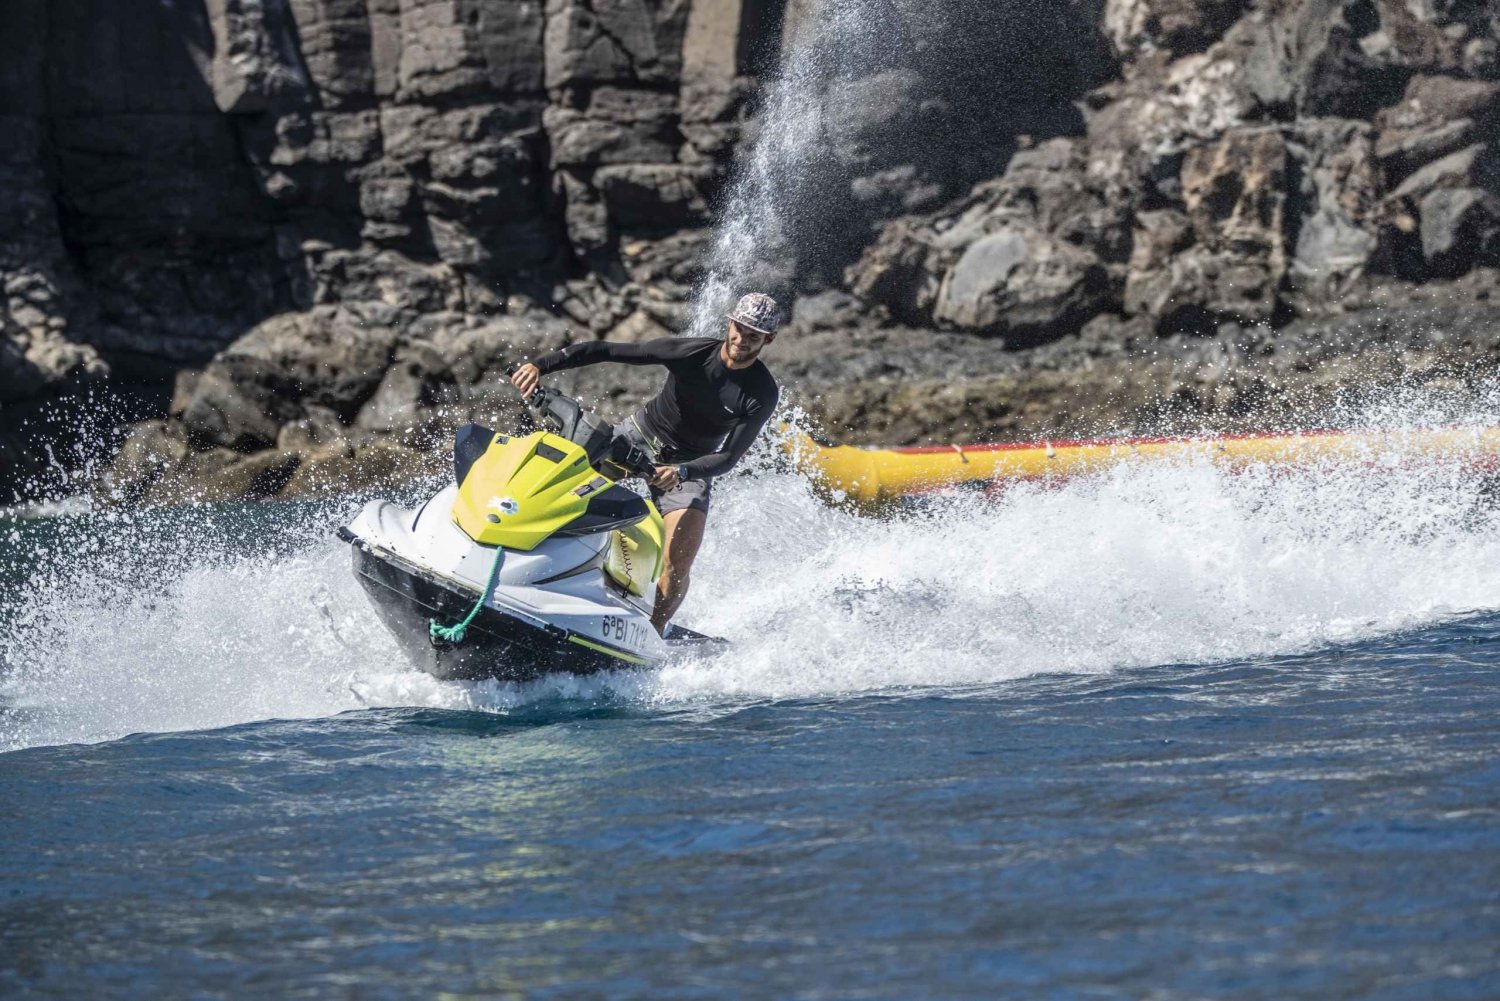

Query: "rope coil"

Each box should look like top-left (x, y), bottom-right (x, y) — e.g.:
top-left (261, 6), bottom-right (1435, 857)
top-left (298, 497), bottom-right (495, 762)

top-left (429, 546), bottom-right (505, 645)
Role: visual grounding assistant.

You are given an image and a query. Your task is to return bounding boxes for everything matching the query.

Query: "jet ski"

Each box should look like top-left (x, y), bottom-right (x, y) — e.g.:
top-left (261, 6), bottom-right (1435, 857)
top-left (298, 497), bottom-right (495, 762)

top-left (339, 386), bottom-right (723, 682)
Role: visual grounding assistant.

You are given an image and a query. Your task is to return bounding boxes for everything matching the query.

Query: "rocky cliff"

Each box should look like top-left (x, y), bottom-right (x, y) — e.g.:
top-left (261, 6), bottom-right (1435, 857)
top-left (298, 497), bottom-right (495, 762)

top-left (2, 0), bottom-right (1497, 505)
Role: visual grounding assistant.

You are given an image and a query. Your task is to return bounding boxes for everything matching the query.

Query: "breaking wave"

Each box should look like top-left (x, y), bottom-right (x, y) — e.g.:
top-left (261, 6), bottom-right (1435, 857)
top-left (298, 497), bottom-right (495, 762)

top-left (4, 405), bottom-right (1499, 751)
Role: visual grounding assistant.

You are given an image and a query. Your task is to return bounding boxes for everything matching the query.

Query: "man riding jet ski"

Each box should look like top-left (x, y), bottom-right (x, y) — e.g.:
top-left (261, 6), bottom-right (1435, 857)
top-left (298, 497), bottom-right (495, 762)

top-left (510, 292), bottom-right (782, 634)
top-left (339, 293), bottom-right (782, 681)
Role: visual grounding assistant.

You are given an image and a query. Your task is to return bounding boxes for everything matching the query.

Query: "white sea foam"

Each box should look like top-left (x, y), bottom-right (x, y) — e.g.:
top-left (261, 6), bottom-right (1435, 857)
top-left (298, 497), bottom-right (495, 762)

top-left (4, 0), bottom-right (1498, 749)
top-left (4, 417), bottom-right (1499, 751)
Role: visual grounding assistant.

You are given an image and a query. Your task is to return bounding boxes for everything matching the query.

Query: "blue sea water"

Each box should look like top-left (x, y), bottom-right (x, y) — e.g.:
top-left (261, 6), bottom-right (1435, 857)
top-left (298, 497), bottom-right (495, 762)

top-left (2, 452), bottom-right (1498, 998)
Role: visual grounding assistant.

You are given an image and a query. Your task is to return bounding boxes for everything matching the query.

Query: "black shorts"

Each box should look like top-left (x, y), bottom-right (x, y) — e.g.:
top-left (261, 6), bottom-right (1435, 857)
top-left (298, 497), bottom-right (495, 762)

top-left (612, 416), bottom-right (713, 516)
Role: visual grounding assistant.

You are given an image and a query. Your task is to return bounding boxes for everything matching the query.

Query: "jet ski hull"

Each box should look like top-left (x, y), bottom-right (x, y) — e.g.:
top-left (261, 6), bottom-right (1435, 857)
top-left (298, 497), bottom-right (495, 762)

top-left (344, 531), bottom-right (633, 682)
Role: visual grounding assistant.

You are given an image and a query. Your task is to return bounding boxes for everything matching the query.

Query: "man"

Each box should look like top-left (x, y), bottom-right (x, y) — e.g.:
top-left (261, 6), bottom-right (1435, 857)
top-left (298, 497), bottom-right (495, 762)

top-left (509, 293), bottom-right (782, 635)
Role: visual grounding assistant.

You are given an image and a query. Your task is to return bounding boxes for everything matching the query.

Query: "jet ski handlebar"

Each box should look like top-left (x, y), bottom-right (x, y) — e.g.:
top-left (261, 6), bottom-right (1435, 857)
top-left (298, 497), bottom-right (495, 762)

top-left (521, 384), bottom-right (658, 481)
top-left (607, 438), bottom-right (660, 481)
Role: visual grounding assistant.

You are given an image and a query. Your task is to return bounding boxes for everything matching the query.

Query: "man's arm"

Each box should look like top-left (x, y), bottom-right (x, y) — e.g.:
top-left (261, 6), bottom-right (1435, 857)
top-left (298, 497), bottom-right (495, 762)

top-left (534, 338), bottom-right (701, 375)
top-left (679, 394), bottom-right (778, 480)
top-left (512, 338), bottom-right (701, 396)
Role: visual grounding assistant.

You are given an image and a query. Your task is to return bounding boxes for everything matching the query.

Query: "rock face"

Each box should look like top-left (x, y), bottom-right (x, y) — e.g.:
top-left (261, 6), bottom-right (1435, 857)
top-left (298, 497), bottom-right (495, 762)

top-left (849, 0), bottom-right (1500, 340)
top-left (1, 0), bottom-right (788, 499)
top-left (2, 0), bottom-right (1498, 504)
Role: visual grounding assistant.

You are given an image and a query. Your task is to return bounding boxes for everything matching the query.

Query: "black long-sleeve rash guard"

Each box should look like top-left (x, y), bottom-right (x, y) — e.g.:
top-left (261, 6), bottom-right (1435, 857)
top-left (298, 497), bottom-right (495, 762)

top-left (531, 337), bottom-right (779, 479)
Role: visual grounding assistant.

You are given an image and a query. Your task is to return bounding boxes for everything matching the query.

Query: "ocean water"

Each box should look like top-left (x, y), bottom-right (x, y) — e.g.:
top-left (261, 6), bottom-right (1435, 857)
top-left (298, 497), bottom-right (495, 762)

top-left (2, 445), bottom-right (1499, 998)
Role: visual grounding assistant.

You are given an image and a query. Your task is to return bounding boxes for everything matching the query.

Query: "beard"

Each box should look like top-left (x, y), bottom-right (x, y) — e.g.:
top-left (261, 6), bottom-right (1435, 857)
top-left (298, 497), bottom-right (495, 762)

top-left (730, 338), bottom-right (765, 360)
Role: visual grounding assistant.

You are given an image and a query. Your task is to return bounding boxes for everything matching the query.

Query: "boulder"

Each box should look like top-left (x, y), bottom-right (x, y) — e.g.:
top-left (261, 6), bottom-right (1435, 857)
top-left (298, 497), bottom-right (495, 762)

top-left (1420, 187), bottom-right (1500, 277)
top-left (618, 229), bottom-right (713, 288)
top-left (300, 246), bottom-right (469, 312)
top-left (1127, 209), bottom-right (1194, 272)
top-left (554, 275), bottom-right (634, 334)
top-left (988, 139), bottom-right (1133, 263)
top-left (1374, 76), bottom-right (1500, 184)
top-left (932, 226), bottom-right (1114, 344)
top-left (1123, 208), bottom-right (1194, 316)
top-left (354, 310), bottom-right (572, 436)
top-left (1129, 248), bottom-right (1284, 333)
top-left (96, 419), bottom-right (190, 505)
top-left (1380, 141), bottom-right (1500, 278)
top-left (1364, 0), bottom-right (1485, 75)
top-left (847, 136), bottom-right (1129, 336)
top-left (181, 305), bottom-right (403, 450)
top-left (1183, 127), bottom-right (1289, 246)
top-left (275, 404), bottom-right (348, 451)
top-left (788, 290), bottom-right (869, 332)
top-left (1286, 119), bottom-right (1379, 300)
top-left (1388, 143), bottom-right (1489, 203)
top-left (845, 218), bottom-right (945, 326)
top-left (1084, 44), bottom-right (1259, 188)
top-left (208, 448), bottom-right (301, 501)
top-left (134, 447), bottom-right (241, 507)
top-left (1124, 126), bottom-right (1292, 329)
top-left (356, 345), bottom-right (447, 436)
top-left (610, 308), bottom-right (674, 343)
top-left (142, 447), bottom-right (303, 505)
top-left (279, 439), bottom-right (435, 500)
top-left (1238, 0), bottom-right (1471, 120)
top-left (179, 369), bottom-right (284, 451)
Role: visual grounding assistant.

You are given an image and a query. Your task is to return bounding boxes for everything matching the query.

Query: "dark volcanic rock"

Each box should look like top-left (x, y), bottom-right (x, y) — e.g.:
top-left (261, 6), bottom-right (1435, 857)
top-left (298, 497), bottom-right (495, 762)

top-left (1159, 126), bottom-right (1291, 329)
top-left (1420, 188), bottom-right (1500, 276)
top-left (1374, 75), bottom-right (1500, 185)
top-left (279, 440), bottom-right (436, 500)
top-left (931, 227), bottom-right (1114, 344)
top-left (848, 138), bottom-right (1126, 341)
top-left (2, 0), bottom-right (1499, 505)
top-left (1105, 0), bottom-right (1249, 58)
top-left (181, 305), bottom-right (403, 450)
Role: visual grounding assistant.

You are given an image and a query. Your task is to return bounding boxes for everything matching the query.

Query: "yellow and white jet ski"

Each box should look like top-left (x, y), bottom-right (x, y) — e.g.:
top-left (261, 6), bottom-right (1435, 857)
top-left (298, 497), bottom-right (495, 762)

top-left (339, 388), bottom-right (719, 681)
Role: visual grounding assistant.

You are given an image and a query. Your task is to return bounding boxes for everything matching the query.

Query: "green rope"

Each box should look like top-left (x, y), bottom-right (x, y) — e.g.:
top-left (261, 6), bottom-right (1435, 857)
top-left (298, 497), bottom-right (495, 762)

top-left (429, 546), bottom-right (505, 645)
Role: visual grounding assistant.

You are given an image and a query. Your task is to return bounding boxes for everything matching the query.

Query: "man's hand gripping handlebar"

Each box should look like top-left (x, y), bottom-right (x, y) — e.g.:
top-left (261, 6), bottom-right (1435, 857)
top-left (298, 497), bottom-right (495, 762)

top-left (509, 362), bottom-right (542, 400)
top-left (506, 362), bottom-right (675, 489)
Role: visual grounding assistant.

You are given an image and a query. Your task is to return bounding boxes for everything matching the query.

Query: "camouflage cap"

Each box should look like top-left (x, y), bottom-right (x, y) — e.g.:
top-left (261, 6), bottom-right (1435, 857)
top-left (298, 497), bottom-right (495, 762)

top-left (726, 292), bottom-right (781, 335)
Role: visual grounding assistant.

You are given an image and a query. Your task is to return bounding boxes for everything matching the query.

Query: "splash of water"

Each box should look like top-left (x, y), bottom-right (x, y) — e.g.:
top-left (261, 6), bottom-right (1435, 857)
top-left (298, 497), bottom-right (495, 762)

top-left (690, 0), bottom-right (918, 332)
top-left (688, 0), bottom-right (1106, 331)
top-left (4, 403), bottom-right (1499, 751)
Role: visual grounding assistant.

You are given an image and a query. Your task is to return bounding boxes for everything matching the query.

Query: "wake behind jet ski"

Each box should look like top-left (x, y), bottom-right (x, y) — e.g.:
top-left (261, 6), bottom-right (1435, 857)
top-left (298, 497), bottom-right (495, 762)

top-left (340, 387), bottom-right (722, 682)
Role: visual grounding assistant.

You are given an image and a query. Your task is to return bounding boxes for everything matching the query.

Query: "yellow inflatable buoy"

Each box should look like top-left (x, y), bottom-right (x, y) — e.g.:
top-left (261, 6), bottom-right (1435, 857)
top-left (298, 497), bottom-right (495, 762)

top-left (784, 426), bottom-right (1500, 510)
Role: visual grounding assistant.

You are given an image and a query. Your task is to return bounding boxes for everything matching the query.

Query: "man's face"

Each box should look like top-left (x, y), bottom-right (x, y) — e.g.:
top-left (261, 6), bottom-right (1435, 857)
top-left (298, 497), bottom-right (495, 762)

top-left (725, 320), bottom-right (774, 364)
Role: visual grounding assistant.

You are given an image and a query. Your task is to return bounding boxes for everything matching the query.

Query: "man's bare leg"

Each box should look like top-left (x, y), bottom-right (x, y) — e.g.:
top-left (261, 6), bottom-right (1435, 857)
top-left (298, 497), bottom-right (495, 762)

top-left (651, 507), bottom-right (706, 635)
